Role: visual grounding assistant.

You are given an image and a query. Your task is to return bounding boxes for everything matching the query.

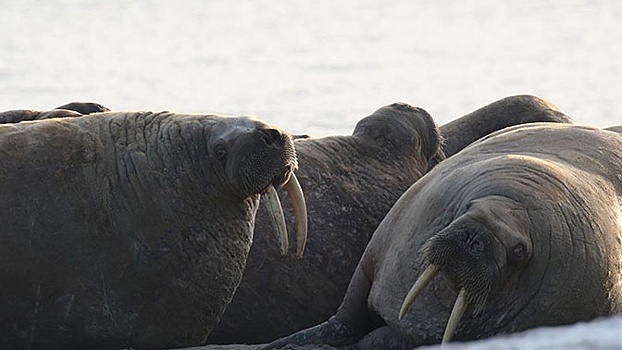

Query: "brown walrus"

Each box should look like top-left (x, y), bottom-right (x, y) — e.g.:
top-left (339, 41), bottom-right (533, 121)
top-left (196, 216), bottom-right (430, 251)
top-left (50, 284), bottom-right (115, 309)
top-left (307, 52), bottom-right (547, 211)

top-left (263, 122), bottom-right (622, 349)
top-left (0, 111), bottom-right (307, 350)
top-left (208, 95), bottom-right (573, 344)
top-left (0, 101), bottom-right (109, 123)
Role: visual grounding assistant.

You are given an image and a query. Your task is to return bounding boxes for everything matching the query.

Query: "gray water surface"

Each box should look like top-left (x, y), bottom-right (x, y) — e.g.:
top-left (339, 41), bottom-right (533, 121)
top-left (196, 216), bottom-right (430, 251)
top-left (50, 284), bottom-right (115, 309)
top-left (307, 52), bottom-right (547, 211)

top-left (1, 0), bottom-right (621, 135)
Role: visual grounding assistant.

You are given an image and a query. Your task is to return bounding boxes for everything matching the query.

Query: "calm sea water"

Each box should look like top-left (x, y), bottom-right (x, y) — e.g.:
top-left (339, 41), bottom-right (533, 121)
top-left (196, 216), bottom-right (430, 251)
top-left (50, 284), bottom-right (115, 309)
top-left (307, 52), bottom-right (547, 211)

top-left (1, 0), bottom-right (621, 136)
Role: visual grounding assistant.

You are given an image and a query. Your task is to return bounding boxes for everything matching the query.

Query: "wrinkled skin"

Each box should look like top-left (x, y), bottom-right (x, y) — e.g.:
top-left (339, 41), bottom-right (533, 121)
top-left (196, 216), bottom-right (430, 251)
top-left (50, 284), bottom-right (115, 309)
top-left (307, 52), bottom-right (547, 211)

top-left (209, 95), bottom-right (573, 344)
top-left (208, 103), bottom-right (444, 344)
top-left (0, 111), bottom-right (298, 350)
top-left (264, 123), bottom-right (622, 349)
top-left (0, 101), bottom-right (109, 123)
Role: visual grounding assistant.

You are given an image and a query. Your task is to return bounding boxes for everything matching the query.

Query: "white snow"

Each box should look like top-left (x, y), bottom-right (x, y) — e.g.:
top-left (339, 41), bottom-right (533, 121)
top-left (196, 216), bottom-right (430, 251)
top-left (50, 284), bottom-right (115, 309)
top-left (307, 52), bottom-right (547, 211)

top-left (423, 315), bottom-right (622, 350)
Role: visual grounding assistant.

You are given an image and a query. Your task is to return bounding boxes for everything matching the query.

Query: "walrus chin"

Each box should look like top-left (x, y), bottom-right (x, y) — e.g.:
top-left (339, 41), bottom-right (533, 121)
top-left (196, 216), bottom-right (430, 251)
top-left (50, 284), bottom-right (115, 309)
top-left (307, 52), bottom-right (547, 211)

top-left (398, 233), bottom-right (498, 344)
top-left (398, 264), bottom-right (473, 344)
top-left (262, 172), bottom-right (308, 258)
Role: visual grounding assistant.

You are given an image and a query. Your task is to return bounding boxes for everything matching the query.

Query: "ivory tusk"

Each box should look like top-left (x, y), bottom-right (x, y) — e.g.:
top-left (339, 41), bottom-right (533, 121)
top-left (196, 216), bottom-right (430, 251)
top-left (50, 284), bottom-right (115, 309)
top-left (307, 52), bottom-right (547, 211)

top-left (263, 184), bottom-right (289, 255)
top-left (282, 173), bottom-right (308, 258)
top-left (442, 288), bottom-right (468, 344)
top-left (399, 264), bottom-right (440, 320)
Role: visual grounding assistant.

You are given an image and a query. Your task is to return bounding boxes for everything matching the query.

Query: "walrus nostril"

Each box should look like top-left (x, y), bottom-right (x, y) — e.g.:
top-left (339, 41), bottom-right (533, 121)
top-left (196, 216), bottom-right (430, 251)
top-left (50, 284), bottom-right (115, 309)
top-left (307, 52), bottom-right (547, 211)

top-left (509, 242), bottom-right (527, 264)
top-left (469, 239), bottom-right (483, 253)
top-left (261, 128), bottom-right (283, 145)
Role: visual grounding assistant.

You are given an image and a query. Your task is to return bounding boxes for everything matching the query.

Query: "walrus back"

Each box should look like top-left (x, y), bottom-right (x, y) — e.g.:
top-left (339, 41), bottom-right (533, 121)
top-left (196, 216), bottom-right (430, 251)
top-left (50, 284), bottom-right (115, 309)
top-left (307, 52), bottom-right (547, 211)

top-left (0, 112), bottom-right (253, 349)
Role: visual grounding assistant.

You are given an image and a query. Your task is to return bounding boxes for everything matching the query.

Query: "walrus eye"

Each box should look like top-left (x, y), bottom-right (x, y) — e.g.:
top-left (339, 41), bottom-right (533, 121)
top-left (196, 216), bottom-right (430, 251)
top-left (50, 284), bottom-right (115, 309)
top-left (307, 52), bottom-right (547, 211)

top-left (215, 144), bottom-right (227, 161)
top-left (509, 243), bottom-right (526, 264)
top-left (469, 239), bottom-right (483, 253)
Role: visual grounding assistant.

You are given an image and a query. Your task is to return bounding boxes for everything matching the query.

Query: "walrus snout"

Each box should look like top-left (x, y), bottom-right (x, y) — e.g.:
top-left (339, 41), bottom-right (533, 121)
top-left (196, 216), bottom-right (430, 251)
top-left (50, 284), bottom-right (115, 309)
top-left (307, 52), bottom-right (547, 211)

top-left (220, 119), bottom-right (307, 259)
top-left (253, 127), bottom-right (307, 258)
top-left (420, 222), bottom-right (498, 313)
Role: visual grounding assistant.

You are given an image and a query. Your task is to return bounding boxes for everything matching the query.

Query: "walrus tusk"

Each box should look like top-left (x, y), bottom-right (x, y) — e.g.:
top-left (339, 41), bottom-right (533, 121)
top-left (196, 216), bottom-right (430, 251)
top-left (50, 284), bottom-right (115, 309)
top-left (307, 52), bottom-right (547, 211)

top-left (399, 264), bottom-right (440, 320)
top-left (282, 173), bottom-right (308, 258)
top-left (263, 185), bottom-right (289, 255)
top-left (442, 288), bottom-right (468, 344)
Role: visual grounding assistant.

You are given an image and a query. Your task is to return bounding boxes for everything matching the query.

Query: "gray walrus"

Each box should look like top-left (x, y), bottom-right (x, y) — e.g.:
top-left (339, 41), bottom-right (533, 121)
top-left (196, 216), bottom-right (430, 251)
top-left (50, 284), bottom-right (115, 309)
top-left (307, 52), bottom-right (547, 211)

top-left (438, 94), bottom-right (572, 159)
top-left (54, 101), bottom-right (111, 115)
top-left (0, 102), bottom-right (110, 123)
top-left (208, 103), bottom-right (445, 344)
top-left (207, 95), bottom-right (573, 344)
top-left (0, 111), bottom-right (307, 350)
top-left (263, 122), bottom-right (622, 349)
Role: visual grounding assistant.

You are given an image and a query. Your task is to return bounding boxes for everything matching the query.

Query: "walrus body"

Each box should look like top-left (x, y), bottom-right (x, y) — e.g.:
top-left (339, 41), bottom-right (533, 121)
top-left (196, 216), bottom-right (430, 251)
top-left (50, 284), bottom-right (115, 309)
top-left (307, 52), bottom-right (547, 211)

top-left (438, 94), bottom-right (572, 158)
top-left (0, 102), bottom-right (109, 123)
top-left (209, 95), bottom-right (573, 344)
top-left (209, 103), bottom-right (444, 343)
top-left (0, 111), bottom-right (301, 349)
top-left (264, 123), bottom-right (622, 349)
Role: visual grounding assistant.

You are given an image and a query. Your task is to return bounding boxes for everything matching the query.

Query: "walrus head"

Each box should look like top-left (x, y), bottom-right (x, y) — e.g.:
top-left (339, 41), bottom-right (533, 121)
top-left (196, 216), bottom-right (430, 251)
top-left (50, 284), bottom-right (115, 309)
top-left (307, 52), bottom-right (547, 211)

top-left (399, 195), bottom-right (532, 343)
top-left (210, 116), bottom-right (307, 257)
top-left (54, 101), bottom-right (111, 114)
top-left (353, 103), bottom-right (446, 174)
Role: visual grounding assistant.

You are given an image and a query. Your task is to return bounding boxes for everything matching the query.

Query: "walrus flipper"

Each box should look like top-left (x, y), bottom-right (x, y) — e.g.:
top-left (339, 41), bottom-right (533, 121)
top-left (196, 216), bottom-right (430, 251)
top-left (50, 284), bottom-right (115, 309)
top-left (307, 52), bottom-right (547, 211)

top-left (54, 101), bottom-right (110, 114)
top-left (262, 266), bottom-right (375, 349)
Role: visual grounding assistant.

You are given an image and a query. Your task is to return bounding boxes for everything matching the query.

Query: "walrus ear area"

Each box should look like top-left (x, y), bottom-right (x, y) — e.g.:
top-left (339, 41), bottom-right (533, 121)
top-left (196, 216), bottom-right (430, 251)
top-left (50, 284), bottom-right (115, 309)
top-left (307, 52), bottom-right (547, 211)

top-left (214, 143), bottom-right (227, 162)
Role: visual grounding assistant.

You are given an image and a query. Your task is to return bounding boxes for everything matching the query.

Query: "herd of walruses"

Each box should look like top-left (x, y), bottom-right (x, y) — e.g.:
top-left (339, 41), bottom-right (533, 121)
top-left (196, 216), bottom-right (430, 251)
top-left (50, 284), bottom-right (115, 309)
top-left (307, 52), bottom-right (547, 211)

top-left (0, 95), bottom-right (620, 349)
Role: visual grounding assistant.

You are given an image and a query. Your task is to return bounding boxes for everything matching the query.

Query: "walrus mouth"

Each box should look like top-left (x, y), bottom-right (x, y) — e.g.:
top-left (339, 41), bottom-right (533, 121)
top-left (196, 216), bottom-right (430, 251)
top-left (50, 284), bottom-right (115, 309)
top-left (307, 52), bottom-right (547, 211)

top-left (398, 236), bottom-right (494, 344)
top-left (399, 258), bottom-right (493, 344)
top-left (262, 172), bottom-right (308, 258)
top-left (398, 264), bottom-right (469, 344)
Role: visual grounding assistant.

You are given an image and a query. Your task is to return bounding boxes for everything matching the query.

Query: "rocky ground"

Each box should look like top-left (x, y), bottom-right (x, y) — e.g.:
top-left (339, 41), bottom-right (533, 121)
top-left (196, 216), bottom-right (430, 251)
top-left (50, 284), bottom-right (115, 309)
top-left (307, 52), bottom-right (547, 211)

top-left (172, 314), bottom-right (622, 350)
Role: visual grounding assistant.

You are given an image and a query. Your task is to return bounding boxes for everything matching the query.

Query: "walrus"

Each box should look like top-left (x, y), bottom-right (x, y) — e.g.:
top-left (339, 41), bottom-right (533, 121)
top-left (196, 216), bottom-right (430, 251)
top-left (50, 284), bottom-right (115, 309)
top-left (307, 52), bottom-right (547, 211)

top-left (54, 101), bottom-right (110, 115)
top-left (0, 111), bottom-right (307, 350)
top-left (208, 103), bottom-right (444, 344)
top-left (438, 94), bottom-right (572, 159)
top-left (262, 122), bottom-right (622, 349)
top-left (207, 95), bottom-right (574, 344)
top-left (0, 101), bottom-right (110, 123)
